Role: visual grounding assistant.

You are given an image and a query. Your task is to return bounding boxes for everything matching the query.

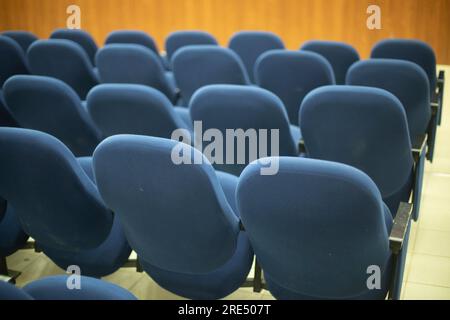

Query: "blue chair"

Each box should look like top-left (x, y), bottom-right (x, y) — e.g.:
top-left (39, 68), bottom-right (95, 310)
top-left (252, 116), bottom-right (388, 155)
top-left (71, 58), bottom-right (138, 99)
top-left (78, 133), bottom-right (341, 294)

top-left (237, 157), bottom-right (411, 299)
top-left (87, 84), bottom-right (191, 138)
top-left (172, 46), bottom-right (250, 105)
top-left (0, 127), bottom-right (132, 277)
top-left (371, 39), bottom-right (445, 126)
top-left (96, 44), bottom-right (179, 104)
top-left (255, 50), bottom-right (335, 124)
top-left (3, 75), bottom-right (102, 157)
top-left (346, 59), bottom-right (435, 162)
top-left (0, 275), bottom-right (137, 300)
top-left (2, 31), bottom-right (38, 54)
top-left (27, 39), bottom-right (99, 100)
top-left (105, 30), bottom-right (159, 54)
top-left (0, 36), bottom-right (29, 127)
top-left (229, 31), bottom-right (285, 83)
top-left (299, 86), bottom-right (424, 221)
top-left (189, 85), bottom-right (299, 176)
top-left (50, 29), bottom-right (98, 66)
top-left (301, 40), bottom-right (360, 85)
top-left (93, 135), bottom-right (254, 299)
top-left (165, 31), bottom-right (218, 62)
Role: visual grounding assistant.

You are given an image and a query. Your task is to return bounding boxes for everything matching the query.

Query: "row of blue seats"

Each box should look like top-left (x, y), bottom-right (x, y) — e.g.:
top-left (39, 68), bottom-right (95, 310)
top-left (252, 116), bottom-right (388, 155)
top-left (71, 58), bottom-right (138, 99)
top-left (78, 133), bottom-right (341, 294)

top-left (0, 30), bottom-right (445, 124)
top-left (0, 82), bottom-right (423, 299)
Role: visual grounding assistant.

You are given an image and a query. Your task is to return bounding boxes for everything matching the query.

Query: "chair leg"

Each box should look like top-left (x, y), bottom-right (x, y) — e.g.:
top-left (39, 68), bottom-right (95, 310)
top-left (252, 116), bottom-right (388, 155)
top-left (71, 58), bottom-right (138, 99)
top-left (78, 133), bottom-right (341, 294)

top-left (0, 256), bottom-right (20, 284)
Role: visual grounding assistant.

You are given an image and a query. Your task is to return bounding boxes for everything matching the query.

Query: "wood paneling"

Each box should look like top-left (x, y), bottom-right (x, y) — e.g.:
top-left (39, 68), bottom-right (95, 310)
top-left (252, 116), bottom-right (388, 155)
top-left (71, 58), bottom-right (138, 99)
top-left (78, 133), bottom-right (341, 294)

top-left (1, 0), bottom-right (449, 63)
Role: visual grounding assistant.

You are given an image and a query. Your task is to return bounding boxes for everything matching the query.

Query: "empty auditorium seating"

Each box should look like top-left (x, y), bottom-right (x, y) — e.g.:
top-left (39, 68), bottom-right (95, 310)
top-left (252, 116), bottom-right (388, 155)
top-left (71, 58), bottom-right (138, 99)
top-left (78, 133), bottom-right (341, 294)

top-left (96, 44), bottom-right (179, 103)
top-left (299, 86), bottom-right (425, 221)
top-left (3, 75), bottom-right (102, 157)
top-left (2, 31), bottom-right (38, 54)
top-left (105, 30), bottom-right (159, 54)
top-left (93, 135), bottom-right (254, 299)
top-left (229, 31), bottom-right (285, 83)
top-left (301, 40), bottom-right (360, 85)
top-left (172, 46), bottom-right (250, 105)
top-left (346, 59), bottom-right (436, 161)
top-left (87, 84), bottom-right (191, 137)
top-left (237, 157), bottom-right (410, 299)
top-left (255, 50), bottom-right (335, 124)
top-left (165, 31), bottom-right (218, 62)
top-left (27, 40), bottom-right (99, 100)
top-left (0, 35), bottom-right (29, 127)
top-left (50, 29), bottom-right (98, 66)
top-left (0, 275), bottom-right (137, 300)
top-left (0, 128), bottom-right (131, 277)
top-left (189, 84), bottom-right (299, 176)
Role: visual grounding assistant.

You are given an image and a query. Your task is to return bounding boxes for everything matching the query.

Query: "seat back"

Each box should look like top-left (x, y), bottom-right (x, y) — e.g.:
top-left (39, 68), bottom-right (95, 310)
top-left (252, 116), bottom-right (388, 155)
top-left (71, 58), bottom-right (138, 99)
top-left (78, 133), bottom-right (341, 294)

top-left (371, 39), bottom-right (437, 94)
top-left (301, 40), bottom-right (359, 85)
top-left (50, 29), bottom-right (98, 66)
top-left (105, 30), bottom-right (159, 54)
top-left (0, 36), bottom-right (29, 86)
top-left (93, 135), bottom-right (240, 273)
top-left (87, 84), bottom-right (188, 138)
top-left (300, 86), bottom-right (414, 211)
top-left (27, 39), bottom-right (98, 99)
top-left (237, 157), bottom-right (392, 299)
top-left (173, 46), bottom-right (250, 105)
top-left (346, 59), bottom-right (431, 141)
top-left (96, 44), bottom-right (175, 102)
top-left (229, 31), bottom-right (285, 83)
top-left (190, 85), bottom-right (298, 176)
top-left (2, 31), bottom-right (38, 53)
top-left (165, 31), bottom-right (218, 61)
top-left (3, 75), bottom-right (101, 157)
top-left (0, 128), bottom-right (113, 250)
top-left (255, 50), bottom-right (335, 124)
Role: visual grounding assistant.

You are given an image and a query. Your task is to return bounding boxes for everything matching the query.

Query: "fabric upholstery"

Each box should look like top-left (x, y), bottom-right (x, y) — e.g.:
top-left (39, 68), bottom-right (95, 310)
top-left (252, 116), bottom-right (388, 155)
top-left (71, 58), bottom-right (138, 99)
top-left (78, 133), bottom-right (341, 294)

top-left (255, 50), bottom-right (335, 124)
top-left (50, 29), bottom-right (98, 66)
top-left (229, 31), bottom-right (285, 83)
top-left (301, 40), bottom-right (360, 85)
top-left (165, 31), bottom-right (218, 61)
top-left (2, 31), bottom-right (38, 54)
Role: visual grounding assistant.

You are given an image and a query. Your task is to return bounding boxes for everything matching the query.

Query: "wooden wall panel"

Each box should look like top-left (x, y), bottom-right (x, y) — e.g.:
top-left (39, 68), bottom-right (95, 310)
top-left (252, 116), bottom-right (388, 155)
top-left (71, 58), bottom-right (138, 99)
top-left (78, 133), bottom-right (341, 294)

top-left (1, 0), bottom-right (449, 63)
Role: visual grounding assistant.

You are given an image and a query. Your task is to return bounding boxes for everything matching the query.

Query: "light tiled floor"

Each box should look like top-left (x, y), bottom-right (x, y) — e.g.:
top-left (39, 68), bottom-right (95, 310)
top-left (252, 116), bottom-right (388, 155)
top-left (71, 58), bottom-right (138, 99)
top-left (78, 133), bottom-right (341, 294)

top-left (5, 66), bottom-right (450, 300)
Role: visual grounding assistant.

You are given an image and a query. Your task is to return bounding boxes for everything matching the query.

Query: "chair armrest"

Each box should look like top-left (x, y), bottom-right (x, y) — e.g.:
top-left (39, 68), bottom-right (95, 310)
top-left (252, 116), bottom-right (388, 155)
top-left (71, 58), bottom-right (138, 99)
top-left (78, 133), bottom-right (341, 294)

top-left (412, 134), bottom-right (427, 163)
top-left (389, 202), bottom-right (413, 255)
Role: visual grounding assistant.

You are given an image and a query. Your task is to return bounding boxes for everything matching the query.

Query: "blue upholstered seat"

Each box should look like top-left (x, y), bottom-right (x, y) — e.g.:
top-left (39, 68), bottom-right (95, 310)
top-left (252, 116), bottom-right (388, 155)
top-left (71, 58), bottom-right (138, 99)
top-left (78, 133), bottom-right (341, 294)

top-left (229, 31), bottom-right (285, 83)
top-left (0, 35), bottom-right (29, 127)
top-left (189, 85), bottom-right (299, 176)
top-left (87, 84), bottom-right (190, 138)
top-left (0, 275), bottom-right (137, 300)
top-left (237, 157), bottom-right (405, 299)
top-left (96, 44), bottom-right (178, 103)
top-left (299, 86), bottom-right (416, 217)
top-left (3, 75), bottom-right (102, 157)
top-left (255, 50), bottom-right (335, 124)
top-left (0, 128), bottom-right (131, 277)
top-left (371, 39), bottom-right (437, 97)
top-left (0, 201), bottom-right (29, 259)
top-left (50, 29), bottom-right (98, 66)
top-left (165, 31), bottom-right (218, 62)
top-left (27, 39), bottom-right (98, 100)
top-left (172, 46), bottom-right (251, 105)
top-left (301, 40), bottom-right (360, 85)
top-left (346, 59), bottom-right (431, 144)
top-left (2, 31), bottom-right (38, 54)
top-left (93, 135), bottom-right (254, 299)
top-left (105, 30), bottom-right (159, 55)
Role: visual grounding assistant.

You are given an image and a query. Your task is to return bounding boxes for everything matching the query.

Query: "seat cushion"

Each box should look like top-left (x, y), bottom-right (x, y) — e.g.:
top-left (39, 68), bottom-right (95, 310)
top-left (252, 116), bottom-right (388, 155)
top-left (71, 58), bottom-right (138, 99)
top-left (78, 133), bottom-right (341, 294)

top-left (23, 275), bottom-right (137, 300)
top-left (140, 232), bottom-right (253, 299)
top-left (39, 215), bottom-right (132, 278)
top-left (216, 170), bottom-right (239, 216)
